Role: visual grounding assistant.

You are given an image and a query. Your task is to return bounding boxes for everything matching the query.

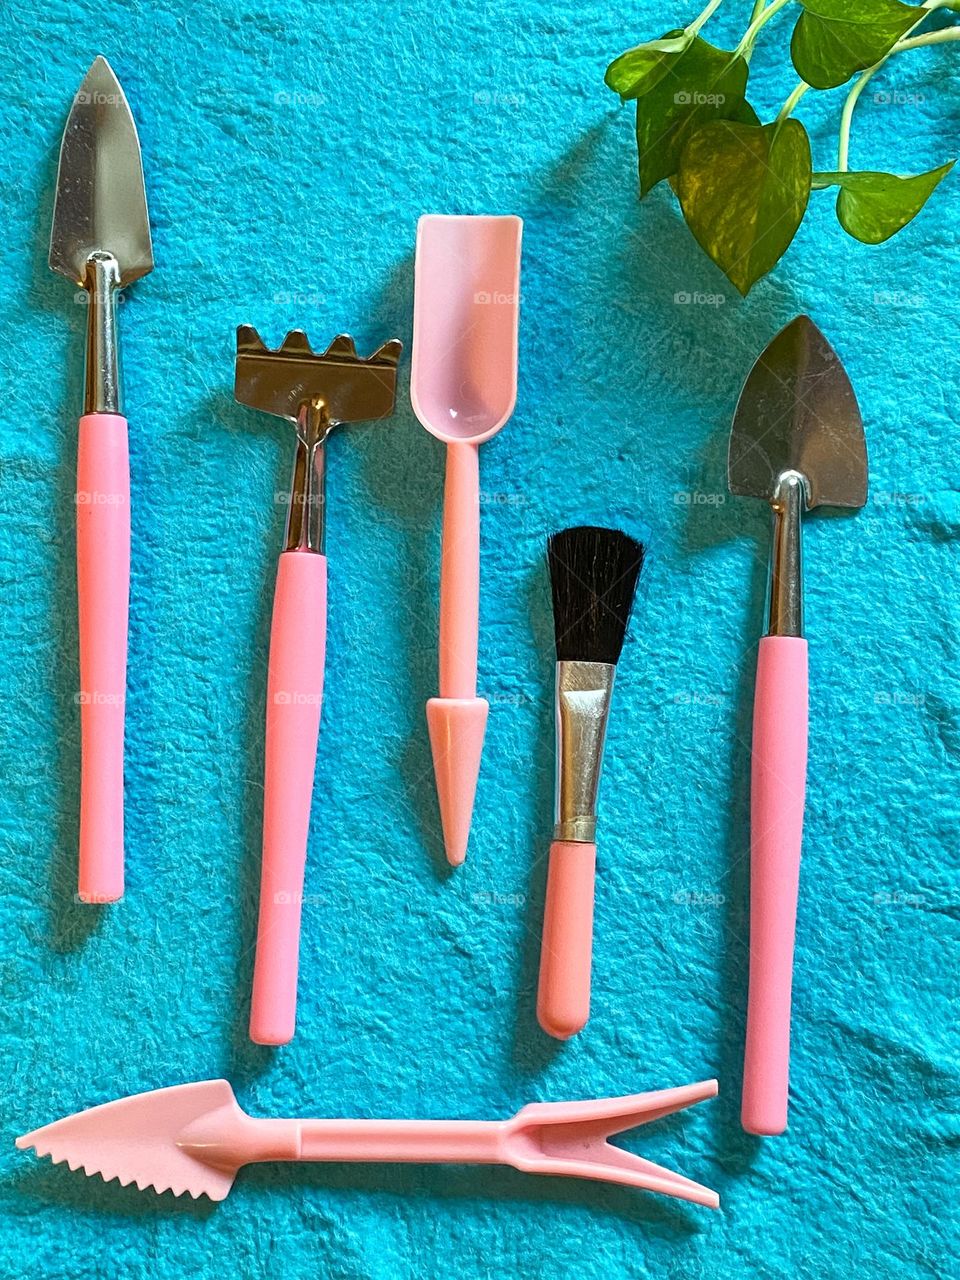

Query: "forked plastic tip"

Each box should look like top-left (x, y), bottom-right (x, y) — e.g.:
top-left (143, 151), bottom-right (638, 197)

top-left (426, 697), bottom-right (488, 866)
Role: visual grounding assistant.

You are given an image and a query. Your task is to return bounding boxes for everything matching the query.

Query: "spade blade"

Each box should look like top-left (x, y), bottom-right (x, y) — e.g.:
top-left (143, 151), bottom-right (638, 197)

top-left (50, 57), bottom-right (153, 287)
top-left (728, 315), bottom-right (867, 511)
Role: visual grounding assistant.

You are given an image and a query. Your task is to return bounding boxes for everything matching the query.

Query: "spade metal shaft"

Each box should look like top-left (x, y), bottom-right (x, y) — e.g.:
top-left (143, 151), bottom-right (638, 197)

top-left (728, 315), bottom-right (867, 1136)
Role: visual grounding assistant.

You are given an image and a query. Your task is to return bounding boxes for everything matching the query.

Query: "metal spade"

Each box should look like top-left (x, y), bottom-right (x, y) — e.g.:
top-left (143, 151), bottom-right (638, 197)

top-left (728, 315), bottom-right (867, 1136)
top-left (50, 57), bottom-right (153, 904)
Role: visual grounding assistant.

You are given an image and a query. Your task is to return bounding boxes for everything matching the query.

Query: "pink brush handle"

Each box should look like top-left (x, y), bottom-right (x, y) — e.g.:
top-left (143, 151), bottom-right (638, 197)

top-left (438, 442), bottom-right (479, 699)
top-left (742, 635), bottom-right (809, 1135)
top-left (537, 840), bottom-right (596, 1039)
top-left (249, 550), bottom-right (327, 1046)
top-left (76, 413), bottom-right (130, 904)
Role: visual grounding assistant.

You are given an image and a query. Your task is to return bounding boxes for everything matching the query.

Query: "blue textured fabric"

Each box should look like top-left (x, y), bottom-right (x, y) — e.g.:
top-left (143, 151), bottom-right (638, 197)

top-left (1, 2), bottom-right (958, 1275)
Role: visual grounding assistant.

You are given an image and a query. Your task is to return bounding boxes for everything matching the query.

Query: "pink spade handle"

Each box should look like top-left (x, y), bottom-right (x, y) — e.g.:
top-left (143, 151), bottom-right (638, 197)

top-left (76, 413), bottom-right (130, 904)
top-left (742, 635), bottom-right (809, 1135)
top-left (537, 839), bottom-right (596, 1039)
top-left (250, 550), bottom-right (327, 1045)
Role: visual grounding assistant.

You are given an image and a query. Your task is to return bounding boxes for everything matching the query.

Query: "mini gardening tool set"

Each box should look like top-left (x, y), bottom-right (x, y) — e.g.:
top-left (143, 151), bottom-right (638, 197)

top-left (17, 57), bottom-right (877, 1209)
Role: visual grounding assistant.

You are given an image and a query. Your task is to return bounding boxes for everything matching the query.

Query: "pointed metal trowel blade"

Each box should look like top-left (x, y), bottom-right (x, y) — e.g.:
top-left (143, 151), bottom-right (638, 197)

top-left (50, 56), bottom-right (153, 287)
top-left (727, 315), bottom-right (867, 511)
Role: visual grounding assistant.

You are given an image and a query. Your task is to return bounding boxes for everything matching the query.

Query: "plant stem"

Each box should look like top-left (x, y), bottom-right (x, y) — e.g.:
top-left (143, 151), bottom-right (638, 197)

top-left (776, 80), bottom-right (811, 124)
top-left (734, 0), bottom-right (794, 60)
top-left (688, 0), bottom-right (727, 37)
top-left (837, 1), bottom-right (956, 170)
top-left (895, 26), bottom-right (960, 53)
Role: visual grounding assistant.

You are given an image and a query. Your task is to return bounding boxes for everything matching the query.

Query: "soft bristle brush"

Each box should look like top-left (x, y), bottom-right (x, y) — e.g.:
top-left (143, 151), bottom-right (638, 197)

top-left (536, 525), bottom-right (645, 1039)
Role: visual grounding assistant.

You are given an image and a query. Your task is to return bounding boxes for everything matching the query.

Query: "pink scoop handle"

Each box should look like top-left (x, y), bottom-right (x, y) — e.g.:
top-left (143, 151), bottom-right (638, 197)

top-left (742, 635), bottom-right (809, 1135)
top-left (249, 550), bottom-right (327, 1046)
top-left (537, 840), bottom-right (596, 1039)
top-left (438, 441), bottom-right (479, 699)
top-left (76, 413), bottom-right (130, 904)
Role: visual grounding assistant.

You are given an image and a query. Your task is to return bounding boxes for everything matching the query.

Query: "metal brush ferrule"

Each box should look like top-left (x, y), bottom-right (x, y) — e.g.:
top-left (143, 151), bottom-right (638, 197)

top-left (286, 397), bottom-right (333, 553)
top-left (553, 660), bottom-right (616, 843)
top-left (82, 252), bottom-right (122, 415)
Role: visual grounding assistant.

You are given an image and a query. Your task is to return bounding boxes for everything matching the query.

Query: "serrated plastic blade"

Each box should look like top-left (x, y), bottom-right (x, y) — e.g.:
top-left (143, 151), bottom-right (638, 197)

top-left (16, 1080), bottom-right (240, 1201)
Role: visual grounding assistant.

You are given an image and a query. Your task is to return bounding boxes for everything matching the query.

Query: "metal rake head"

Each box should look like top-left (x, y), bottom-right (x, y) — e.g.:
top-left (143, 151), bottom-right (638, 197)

top-left (234, 327), bottom-right (402, 427)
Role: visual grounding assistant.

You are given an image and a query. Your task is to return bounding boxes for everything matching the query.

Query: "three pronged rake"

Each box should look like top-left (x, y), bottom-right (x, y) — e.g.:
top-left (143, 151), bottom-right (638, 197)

top-left (234, 327), bottom-right (401, 1046)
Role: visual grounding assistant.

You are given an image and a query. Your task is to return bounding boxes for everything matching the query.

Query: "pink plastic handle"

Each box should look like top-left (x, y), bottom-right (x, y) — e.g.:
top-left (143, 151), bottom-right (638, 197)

top-left (537, 840), bottom-right (596, 1039)
top-left (438, 441), bottom-right (479, 700)
top-left (76, 413), bottom-right (130, 904)
top-left (742, 635), bottom-right (809, 1135)
top-left (249, 550), bottom-right (327, 1045)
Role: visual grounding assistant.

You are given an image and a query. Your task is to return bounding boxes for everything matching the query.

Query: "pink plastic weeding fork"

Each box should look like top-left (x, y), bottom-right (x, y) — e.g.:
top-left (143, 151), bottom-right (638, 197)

top-left (17, 1077), bottom-right (720, 1207)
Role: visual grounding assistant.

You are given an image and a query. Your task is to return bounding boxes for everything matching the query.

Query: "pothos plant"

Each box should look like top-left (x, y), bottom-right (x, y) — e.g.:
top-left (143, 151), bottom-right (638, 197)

top-left (605, 0), bottom-right (958, 294)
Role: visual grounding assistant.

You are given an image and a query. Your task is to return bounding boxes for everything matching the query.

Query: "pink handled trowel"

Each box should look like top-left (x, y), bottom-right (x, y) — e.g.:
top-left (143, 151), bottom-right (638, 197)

top-left (235, 328), bottom-right (401, 1044)
top-left (411, 215), bottom-right (522, 866)
top-left (49, 58), bottom-right (154, 903)
top-left (728, 315), bottom-right (867, 1135)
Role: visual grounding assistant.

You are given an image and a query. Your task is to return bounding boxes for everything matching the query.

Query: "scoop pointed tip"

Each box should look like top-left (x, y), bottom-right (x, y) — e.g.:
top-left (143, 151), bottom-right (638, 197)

top-left (426, 697), bottom-right (488, 870)
top-left (444, 842), bottom-right (467, 868)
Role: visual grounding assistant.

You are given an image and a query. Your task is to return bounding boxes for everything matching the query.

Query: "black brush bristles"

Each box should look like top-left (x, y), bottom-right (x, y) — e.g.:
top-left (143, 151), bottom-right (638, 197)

top-left (548, 526), bottom-right (645, 664)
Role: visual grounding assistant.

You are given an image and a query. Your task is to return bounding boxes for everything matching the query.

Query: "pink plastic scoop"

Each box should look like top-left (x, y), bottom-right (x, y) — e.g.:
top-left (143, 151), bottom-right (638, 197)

top-left (411, 214), bottom-right (522, 866)
top-left (16, 1077), bottom-right (719, 1207)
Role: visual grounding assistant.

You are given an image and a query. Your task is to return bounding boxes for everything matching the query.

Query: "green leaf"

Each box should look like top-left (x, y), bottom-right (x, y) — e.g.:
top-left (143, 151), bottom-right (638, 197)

top-left (635, 36), bottom-right (751, 196)
top-left (791, 0), bottom-right (925, 90)
top-left (815, 163), bottom-right (955, 242)
top-left (605, 29), bottom-right (692, 100)
top-left (677, 119), bottom-right (812, 295)
top-left (732, 99), bottom-right (761, 127)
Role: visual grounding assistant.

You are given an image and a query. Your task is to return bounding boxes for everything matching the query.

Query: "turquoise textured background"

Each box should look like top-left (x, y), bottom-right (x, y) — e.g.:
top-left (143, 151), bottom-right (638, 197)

top-left (1, 1), bottom-right (958, 1275)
